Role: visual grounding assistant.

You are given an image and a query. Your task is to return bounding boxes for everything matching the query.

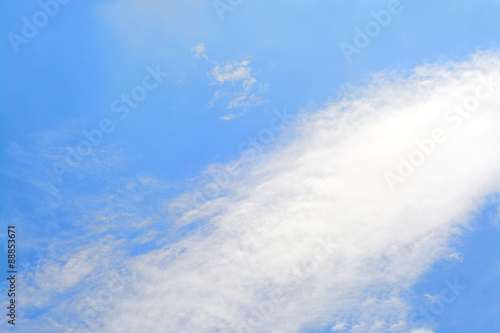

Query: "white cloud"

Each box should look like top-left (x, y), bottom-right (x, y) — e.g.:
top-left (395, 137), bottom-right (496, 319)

top-left (192, 43), bottom-right (268, 119)
top-left (100, 50), bottom-right (500, 332)
top-left (423, 294), bottom-right (441, 302)
top-left (331, 320), bottom-right (347, 331)
top-left (20, 238), bottom-right (121, 309)
top-left (191, 43), bottom-right (208, 61)
top-left (19, 50), bottom-right (500, 332)
top-left (98, 0), bottom-right (212, 46)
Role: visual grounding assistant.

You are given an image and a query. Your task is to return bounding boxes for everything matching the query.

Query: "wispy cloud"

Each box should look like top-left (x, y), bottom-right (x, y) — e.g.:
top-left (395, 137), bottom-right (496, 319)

top-left (10, 50), bottom-right (500, 333)
top-left (192, 43), bottom-right (268, 119)
top-left (192, 43), bottom-right (209, 60)
top-left (98, 0), bottom-right (212, 45)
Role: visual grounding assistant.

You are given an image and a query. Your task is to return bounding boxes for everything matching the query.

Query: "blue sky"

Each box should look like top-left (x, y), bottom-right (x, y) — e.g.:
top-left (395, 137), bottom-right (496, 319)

top-left (1, 0), bottom-right (500, 332)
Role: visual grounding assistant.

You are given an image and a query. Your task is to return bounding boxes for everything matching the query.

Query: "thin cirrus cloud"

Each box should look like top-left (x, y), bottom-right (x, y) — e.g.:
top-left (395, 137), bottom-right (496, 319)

top-left (192, 43), bottom-right (268, 120)
top-left (98, 0), bottom-right (212, 43)
top-left (15, 50), bottom-right (500, 333)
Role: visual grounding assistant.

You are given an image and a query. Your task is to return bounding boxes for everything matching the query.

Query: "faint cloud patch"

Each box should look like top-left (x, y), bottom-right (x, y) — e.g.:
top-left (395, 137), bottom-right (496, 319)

top-left (192, 43), bottom-right (208, 60)
top-left (191, 43), bottom-right (268, 120)
top-left (448, 252), bottom-right (462, 262)
top-left (330, 320), bottom-right (347, 331)
top-left (1, 125), bottom-right (127, 192)
top-left (492, 203), bottom-right (500, 227)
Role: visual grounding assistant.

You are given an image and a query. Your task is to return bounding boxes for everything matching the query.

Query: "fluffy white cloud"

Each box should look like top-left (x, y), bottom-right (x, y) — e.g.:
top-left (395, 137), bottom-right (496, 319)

top-left (192, 43), bottom-right (268, 119)
top-left (98, 0), bottom-right (212, 43)
top-left (21, 50), bottom-right (500, 332)
top-left (98, 50), bottom-right (500, 332)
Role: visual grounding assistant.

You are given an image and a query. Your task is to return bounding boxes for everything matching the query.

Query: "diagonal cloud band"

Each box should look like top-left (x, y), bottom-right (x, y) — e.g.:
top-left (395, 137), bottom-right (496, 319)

top-left (19, 50), bottom-right (500, 333)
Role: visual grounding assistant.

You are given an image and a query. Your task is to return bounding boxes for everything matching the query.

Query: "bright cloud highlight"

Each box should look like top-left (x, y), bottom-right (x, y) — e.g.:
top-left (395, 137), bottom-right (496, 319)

top-left (18, 50), bottom-right (500, 333)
